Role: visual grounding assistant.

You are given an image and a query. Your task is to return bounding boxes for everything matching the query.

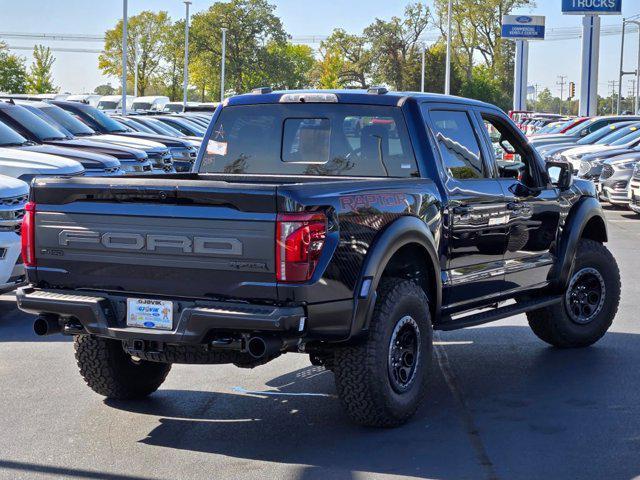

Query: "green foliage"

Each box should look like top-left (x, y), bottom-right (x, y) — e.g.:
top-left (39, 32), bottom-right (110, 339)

top-left (0, 42), bottom-right (27, 93)
top-left (460, 65), bottom-right (511, 111)
top-left (27, 45), bottom-right (57, 94)
top-left (318, 29), bottom-right (371, 88)
top-left (94, 84), bottom-right (115, 96)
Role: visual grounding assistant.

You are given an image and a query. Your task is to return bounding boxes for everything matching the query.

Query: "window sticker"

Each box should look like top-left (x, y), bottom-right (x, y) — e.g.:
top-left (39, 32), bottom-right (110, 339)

top-left (207, 140), bottom-right (228, 156)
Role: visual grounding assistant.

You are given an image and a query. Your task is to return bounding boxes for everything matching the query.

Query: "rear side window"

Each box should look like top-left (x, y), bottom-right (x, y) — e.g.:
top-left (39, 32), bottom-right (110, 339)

top-left (428, 109), bottom-right (485, 180)
top-left (200, 104), bottom-right (418, 177)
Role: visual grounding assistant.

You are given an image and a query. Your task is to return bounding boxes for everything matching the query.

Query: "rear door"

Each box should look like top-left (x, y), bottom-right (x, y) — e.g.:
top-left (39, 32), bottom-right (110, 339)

top-left (422, 104), bottom-right (509, 308)
top-left (31, 178), bottom-right (278, 300)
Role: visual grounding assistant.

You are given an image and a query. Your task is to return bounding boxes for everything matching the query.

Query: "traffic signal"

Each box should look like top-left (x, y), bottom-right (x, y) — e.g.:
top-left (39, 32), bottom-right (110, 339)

top-left (569, 82), bottom-right (575, 99)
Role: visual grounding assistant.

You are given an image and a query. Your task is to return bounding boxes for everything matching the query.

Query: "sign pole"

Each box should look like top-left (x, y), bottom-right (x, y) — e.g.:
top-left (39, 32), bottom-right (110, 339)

top-left (578, 14), bottom-right (601, 116)
top-left (513, 40), bottom-right (529, 111)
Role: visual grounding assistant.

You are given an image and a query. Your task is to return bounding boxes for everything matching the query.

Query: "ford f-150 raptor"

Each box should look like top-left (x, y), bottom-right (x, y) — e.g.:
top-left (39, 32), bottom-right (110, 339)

top-left (16, 89), bottom-right (620, 427)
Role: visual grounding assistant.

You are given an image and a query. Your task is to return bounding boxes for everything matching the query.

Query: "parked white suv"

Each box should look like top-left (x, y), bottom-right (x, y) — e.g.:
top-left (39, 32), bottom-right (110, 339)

top-left (0, 175), bottom-right (28, 292)
top-left (131, 96), bottom-right (170, 112)
top-left (97, 95), bottom-right (135, 112)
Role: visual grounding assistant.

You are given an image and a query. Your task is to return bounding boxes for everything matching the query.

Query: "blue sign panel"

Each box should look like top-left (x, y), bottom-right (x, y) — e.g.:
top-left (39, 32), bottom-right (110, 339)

top-left (501, 15), bottom-right (546, 40)
top-left (562, 0), bottom-right (622, 15)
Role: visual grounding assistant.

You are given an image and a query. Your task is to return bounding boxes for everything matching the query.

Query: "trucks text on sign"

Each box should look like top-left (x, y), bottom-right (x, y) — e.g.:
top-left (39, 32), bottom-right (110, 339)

top-left (561, 0), bottom-right (622, 15)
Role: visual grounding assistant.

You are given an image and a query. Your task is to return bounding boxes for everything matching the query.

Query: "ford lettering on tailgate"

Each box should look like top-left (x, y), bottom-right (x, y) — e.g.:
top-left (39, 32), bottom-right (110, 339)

top-left (58, 230), bottom-right (243, 256)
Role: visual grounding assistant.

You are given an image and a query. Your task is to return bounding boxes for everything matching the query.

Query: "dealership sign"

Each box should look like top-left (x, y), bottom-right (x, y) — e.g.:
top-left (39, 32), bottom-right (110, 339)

top-left (501, 15), bottom-right (546, 40)
top-left (561, 0), bottom-right (622, 15)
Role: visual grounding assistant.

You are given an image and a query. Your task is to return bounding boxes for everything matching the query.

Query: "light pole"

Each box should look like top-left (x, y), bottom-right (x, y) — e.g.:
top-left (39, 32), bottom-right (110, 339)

top-left (444, 0), bottom-right (452, 95)
top-left (220, 28), bottom-right (227, 103)
top-left (420, 43), bottom-right (426, 93)
top-left (121, 0), bottom-right (128, 115)
top-left (183, 1), bottom-right (191, 108)
top-left (133, 37), bottom-right (139, 98)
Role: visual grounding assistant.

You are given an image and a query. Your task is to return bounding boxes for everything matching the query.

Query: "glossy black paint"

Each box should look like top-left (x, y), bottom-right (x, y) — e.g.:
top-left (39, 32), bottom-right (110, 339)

top-left (21, 90), bottom-right (609, 344)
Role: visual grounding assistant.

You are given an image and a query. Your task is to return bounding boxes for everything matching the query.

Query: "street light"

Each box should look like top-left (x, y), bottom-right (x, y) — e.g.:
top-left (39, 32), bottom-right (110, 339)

top-left (183, 1), bottom-right (192, 108)
top-left (121, 0), bottom-right (128, 115)
top-left (220, 28), bottom-right (227, 103)
top-left (133, 36), bottom-right (139, 98)
top-left (420, 43), bottom-right (426, 93)
top-left (444, 0), bottom-right (452, 95)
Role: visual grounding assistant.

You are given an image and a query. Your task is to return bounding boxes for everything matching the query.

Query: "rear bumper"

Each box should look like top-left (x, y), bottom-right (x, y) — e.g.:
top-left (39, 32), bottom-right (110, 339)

top-left (16, 287), bottom-right (308, 344)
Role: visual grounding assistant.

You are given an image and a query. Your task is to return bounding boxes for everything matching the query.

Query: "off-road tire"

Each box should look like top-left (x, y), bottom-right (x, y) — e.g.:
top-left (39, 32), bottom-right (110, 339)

top-left (527, 239), bottom-right (620, 348)
top-left (333, 278), bottom-right (432, 427)
top-left (74, 335), bottom-right (172, 399)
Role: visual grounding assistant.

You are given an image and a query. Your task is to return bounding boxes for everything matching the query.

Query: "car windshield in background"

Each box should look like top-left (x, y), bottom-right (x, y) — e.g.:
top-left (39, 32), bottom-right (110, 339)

top-left (97, 101), bottom-right (119, 110)
top-left (73, 104), bottom-right (128, 133)
top-left (565, 118), bottom-right (598, 135)
top-left (3, 106), bottom-right (67, 141)
top-left (577, 124), bottom-right (628, 145)
top-left (596, 126), bottom-right (640, 145)
top-left (163, 104), bottom-right (183, 113)
top-left (199, 104), bottom-right (418, 177)
top-left (132, 102), bottom-right (152, 111)
top-left (0, 120), bottom-right (29, 146)
top-left (123, 119), bottom-right (155, 133)
top-left (143, 118), bottom-right (183, 136)
top-left (39, 105), bottom-right (96, 136)
top-left (609, 128), bottom-right (640, 146)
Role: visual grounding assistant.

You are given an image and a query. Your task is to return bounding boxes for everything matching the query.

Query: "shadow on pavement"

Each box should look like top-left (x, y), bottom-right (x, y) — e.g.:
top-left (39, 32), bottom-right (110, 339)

top-left (104, 326), bottom-right (640, 480)
top-left (0, 298), bottom-right (68, 342)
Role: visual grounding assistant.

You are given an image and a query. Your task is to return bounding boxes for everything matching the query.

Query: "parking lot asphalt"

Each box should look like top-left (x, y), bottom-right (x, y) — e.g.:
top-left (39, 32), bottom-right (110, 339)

top-left (1, 206), bottom-right (639, 480)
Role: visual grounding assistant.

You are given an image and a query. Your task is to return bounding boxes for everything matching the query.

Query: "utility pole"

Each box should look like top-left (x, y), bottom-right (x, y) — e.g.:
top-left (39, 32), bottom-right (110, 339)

top-left (444, 0), bottom-right (452, 95)
top-left (556, 75), bottom-right (567, 114)
top-left (618, 19), bottom-right (640, 114)
top-left (183, 1), bottom-right (191, 108)
top-left (420, 43), bottom-right (426, 93)
top-left (121, 0), bottom-right (128, 115)
top-left (220, 28), bottom-right (227, 103)
top-left (608, 80), bottom-right (618, 114)
top-left (630, 78), bottom-right (637, 112)
top-left (133, 37), bottom-right (139, 98)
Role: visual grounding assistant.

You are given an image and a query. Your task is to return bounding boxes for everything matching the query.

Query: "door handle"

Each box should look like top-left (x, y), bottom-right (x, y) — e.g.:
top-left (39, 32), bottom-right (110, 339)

top-left (453, 206), bottom-right (471, 215)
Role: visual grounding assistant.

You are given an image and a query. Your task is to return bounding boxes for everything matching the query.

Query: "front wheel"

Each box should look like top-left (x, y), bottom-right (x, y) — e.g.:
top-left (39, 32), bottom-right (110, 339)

top-left (527, 239), bottom-right (621, 348)
top-left (74, 335), bottom-right (172, 399)
top-left (333, 279), bottom-right (432, 427)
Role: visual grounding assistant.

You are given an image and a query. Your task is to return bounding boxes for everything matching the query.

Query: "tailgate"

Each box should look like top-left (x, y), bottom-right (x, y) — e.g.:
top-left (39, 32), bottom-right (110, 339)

top-left (30, 177), bottom-right (278, 300)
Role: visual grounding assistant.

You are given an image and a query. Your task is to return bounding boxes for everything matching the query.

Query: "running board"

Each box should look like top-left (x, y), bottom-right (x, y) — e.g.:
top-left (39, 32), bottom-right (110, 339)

top-left (436, 296), bottom-right (562, 331)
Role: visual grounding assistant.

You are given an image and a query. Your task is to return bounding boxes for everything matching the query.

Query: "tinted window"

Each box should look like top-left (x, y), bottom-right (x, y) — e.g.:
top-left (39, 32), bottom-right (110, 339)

top-left (1, 105), bottom-right (67, 140)
top-left (62, 104), bottom-right (127, 133)
top-left (610, 127), bottom-right (640, 146)
top-left (0, 120), bottom-right (28, 146)
top-left (200, 104), bottom-right (418, 177)
top-left (429, 109), bottom-right (485, 179)
top-left (577, 123), bottom-right (628, 145)
top-left (38, 105), bottom-right (95, 136)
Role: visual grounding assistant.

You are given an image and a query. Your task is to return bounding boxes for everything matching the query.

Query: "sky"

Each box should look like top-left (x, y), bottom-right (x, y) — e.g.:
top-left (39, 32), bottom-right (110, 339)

top-left (0, 0), bottom-right (638, 99)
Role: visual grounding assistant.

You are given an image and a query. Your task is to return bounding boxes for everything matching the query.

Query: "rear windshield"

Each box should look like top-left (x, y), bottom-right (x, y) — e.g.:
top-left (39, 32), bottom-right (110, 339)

top-left (199, 104), bottom-right (418, 177)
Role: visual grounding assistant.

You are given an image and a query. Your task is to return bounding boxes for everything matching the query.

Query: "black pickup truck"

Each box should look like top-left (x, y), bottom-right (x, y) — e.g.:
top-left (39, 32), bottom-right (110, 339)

top-left (17, 89), bottom-right (621, 427)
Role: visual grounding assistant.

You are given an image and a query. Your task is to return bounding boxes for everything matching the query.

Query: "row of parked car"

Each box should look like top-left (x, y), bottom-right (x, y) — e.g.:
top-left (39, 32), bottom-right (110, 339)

top-left (523, 114), bottom-right (640, 215)
top-left (0, 93), bottom-right (214, 296)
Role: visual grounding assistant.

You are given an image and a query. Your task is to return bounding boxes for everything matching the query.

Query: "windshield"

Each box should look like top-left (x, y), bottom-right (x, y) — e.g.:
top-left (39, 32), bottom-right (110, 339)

top-left (161, 117), bottom-right (205, 136)
top-left (163, 104), bottom-right (184, 113)
top-left (199, 104), bottom-right (418, 177)
top-left (0, 120), bottom-right (29, 146)
top-left (123, 118), bottom-right (155, 134)
top-left (610, 128), bottom-right (640, 146)
top-left (71, 104), bottom-right (128, 133)
top-left (97, 101), bottom-right (119, 110)
top-left (131, 102), bottom-right (152, 111)
top-left (596, 125), bottom-right (640, 145)
top-left (565, 118), bottom-right (599, 135)
top-left (142, 118), bottom-right (184, 136)
top-left (39, 105), bottom-right (96, 136)
top-left (3, 106), bottom-right (67, 140)
top-left (577, 123), bottom-right (629, 145)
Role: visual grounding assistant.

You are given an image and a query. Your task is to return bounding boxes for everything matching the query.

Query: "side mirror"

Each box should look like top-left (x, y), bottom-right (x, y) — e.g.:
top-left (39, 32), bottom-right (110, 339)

top-left (546, 160), bottom-right (572, 190)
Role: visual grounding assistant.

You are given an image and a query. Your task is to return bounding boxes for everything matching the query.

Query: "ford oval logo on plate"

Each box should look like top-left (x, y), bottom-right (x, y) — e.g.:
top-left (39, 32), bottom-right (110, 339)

top-left (144, 321), bottom-right (156, 328)
top-left (516, 16), bottom-right (532, 23)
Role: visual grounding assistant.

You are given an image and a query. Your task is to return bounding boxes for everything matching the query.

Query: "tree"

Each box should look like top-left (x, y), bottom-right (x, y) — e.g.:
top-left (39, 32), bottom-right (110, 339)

top-left (163, 19), bottom-right (185, 101)
top-left (0, 42), bottom-right (27, 93)
top-left (99, 10), bottom-right (172, 96)
top-left (364, 3), bottom-right (430, 91)
top-left (94, 84), bottom-right (115, 96)
top-left (263, 42), bottom-right (315, 90)
top-left (190, 0), bottom-right (289, 99)
top-left (320, 29), bottom-right (372, 88)
top-left (26, 45), bottom-right (57, 93)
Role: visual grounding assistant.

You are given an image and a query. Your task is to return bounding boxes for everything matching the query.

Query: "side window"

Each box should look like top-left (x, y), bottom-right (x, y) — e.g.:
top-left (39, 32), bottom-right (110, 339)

top-left (429, 110), bottom-right (486, 180)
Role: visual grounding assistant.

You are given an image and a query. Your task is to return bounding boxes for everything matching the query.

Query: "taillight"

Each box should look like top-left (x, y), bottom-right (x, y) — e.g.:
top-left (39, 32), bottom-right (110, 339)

top-left (21, 201), bottom-right (35, 267)
top-left (276, 212), bottom-right (327, 283)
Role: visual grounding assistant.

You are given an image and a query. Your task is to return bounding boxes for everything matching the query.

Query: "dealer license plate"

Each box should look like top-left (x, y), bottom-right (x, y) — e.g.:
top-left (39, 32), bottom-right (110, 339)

top-left (126, 298), bottom-right (173, 330)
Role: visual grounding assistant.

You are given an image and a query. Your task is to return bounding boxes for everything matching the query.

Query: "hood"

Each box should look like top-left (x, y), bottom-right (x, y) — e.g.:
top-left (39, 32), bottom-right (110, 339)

top-left (19, 145), bottom-right (121, 170)
top-left (529, 134), bottom-right (572, 145)
top-left (606, 150), bottom-right (640, 164)
top-left (0, 147), bottom-right (84, 177)
top-left (44, 138), bottom-right (147, 161)
top-left (115, 132), bottom-right (190, 148)
top-left (562, 144), bottom-right (612, 158)
top-left (537, 142), bottom-right (576, 157)
top-left (89, 133), bottom-right (169, 151)
top-left (0, 174), bottom-right (29, 198)
top-left (581, 147), bottom-right (635, 163)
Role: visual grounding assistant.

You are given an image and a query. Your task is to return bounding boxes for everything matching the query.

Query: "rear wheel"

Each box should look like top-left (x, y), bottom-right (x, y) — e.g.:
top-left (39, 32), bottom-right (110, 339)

top-left (74, 335), bottom-right (171, 399)
top-left (527, 239), bottom-right (620, 348)
top-left (333, 279), bottom-right (432, 427)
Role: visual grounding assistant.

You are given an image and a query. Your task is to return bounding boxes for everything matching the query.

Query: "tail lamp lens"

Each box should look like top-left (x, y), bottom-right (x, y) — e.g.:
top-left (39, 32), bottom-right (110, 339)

top-left (276, 212), bottom-right (327, 283)
top-left (21, 201), bottom-right (36, 267)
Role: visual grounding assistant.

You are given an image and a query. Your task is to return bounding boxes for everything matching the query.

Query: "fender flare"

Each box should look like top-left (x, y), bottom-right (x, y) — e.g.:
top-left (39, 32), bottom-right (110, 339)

top-left (552, 196), bottom-right (608, 290)
top-left (348, 215), bottom-right (442, 338)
